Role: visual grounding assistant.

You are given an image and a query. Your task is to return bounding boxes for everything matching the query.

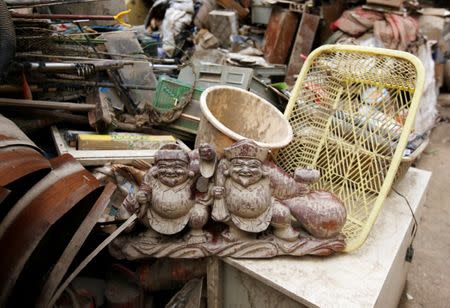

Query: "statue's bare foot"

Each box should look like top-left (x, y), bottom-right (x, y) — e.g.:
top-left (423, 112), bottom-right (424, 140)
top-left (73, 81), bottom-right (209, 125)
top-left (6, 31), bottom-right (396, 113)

top-left (185, 229), bottom-right (207, 244)
top-left (136, 228), bottom-right (162, 244)
top-left (273, 226), bottom-right (300, 242)
top-left (221, 225), bottom-right (254, 242)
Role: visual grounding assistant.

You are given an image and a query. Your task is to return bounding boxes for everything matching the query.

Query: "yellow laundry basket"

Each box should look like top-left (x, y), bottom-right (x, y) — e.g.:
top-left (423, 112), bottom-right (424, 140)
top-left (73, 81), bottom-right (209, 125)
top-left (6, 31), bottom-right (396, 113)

top-left (275, 45), bottom-right (425, 252)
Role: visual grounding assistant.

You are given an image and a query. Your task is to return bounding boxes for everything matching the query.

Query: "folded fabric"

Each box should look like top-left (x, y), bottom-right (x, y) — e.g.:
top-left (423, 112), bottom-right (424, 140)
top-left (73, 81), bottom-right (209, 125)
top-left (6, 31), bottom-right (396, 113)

top-left (332, 6), bottom-right (419, 51)
top-left (331, 7), bottom-right (383, 36)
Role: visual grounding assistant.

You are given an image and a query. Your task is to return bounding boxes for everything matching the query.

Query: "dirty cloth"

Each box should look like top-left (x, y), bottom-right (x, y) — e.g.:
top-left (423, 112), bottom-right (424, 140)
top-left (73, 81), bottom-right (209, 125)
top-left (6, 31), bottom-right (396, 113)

top-left (332, 6), bottom-right (419, 51)
top-left (147, 0), bottom-right (194, 56)
top-left (93, 163), bottom-right (149, 222)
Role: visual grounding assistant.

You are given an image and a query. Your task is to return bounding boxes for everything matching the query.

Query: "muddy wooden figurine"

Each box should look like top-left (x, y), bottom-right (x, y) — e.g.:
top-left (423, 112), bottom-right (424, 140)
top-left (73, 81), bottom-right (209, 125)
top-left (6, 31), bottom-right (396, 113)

top-left (121, 143), bottom-right (211, 244)
top-left (212, 139), bottom-right (347, 241)
top-left (212, 140), bottom-right (299, 241)
top-left (111, 140), bottom-right (347, 259)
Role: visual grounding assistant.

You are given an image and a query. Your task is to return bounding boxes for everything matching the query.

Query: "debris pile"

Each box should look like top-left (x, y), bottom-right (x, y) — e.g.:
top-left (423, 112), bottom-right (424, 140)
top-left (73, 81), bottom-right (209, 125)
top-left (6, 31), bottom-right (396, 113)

top-left (0, 0), bottom-right (448, 306)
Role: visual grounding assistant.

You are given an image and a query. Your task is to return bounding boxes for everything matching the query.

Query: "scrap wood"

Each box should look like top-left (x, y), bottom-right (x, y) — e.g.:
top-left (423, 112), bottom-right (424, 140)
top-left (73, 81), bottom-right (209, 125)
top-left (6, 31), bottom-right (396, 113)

top-left (216, 0), bottom-right (249, 19)
top-left (77, 132), bottom-right (176, 150)
top-left (285, 13), bottom-right (320, 86)
top-left (48, 213), bottom-right (138, 307)
top-left (51, 126), bottom-right (189, 166)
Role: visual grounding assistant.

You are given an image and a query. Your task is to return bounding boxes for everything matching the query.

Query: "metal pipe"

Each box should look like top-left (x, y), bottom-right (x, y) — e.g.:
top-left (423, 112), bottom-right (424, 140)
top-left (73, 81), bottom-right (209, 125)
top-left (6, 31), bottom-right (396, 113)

top-left (32, 78), bottom-right (156, 90)
top-left (0, 97), bottom-right (95, 112)
top-left (5, 0), bottom-right (110, 9)
top-left (11, 12), bottom-right (116, 20)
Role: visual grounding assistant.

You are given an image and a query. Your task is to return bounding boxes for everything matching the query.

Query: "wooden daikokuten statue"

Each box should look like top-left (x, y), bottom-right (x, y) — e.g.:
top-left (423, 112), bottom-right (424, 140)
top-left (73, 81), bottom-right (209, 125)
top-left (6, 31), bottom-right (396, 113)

top-left (111, 140), bottom-right (348, 259)
top-left (119, 143), bottom-right (212, 244)
top-left (211, 140), bottom-right (300, 241)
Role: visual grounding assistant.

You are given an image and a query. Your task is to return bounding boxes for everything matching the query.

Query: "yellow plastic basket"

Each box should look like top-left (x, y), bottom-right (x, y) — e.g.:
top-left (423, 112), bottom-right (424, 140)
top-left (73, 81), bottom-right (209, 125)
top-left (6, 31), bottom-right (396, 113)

top-left (275, 45), bottom-right (425, 252)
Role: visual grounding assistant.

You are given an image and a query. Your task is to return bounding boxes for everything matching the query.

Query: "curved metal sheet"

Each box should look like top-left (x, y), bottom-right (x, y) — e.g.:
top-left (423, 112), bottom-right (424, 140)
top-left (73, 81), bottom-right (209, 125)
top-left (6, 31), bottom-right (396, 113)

top-left (0, 113), bottom-right (44, 154)
top-left (37, 182), bottom-right (117, 307)
top-left (0, 154), bottom-right (101, 305)
top-left (0, 147), bottom-right (51, 187)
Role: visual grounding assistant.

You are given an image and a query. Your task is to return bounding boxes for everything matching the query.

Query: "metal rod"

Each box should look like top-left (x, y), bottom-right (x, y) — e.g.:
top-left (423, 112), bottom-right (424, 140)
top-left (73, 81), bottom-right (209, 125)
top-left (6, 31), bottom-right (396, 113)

top-left (6, 0), bottom-right (110, 9)
top-left (11, 12), bottom-right (116, 20)
top-left (32, 78), bottom-right (156, 90)
top-left (14, 52), bottom-right (177, 64)
top-left (0, 97), bottom-right (95, 112)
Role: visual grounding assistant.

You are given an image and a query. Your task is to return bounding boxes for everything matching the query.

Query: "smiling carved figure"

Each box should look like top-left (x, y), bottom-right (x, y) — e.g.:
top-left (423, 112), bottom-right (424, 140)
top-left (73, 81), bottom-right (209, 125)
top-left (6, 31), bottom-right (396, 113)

top-left (212, 139), bottom-right (299, 241)
top-left (122, 143), bottom-right (209, 244)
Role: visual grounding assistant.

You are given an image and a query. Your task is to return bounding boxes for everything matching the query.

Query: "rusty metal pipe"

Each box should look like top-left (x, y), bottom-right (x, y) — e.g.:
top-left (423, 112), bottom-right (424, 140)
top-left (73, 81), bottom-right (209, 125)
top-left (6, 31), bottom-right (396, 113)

top-left (0, 97), bottom-right (95, 112)
top-left (11, 12), bottom-right (116, 20)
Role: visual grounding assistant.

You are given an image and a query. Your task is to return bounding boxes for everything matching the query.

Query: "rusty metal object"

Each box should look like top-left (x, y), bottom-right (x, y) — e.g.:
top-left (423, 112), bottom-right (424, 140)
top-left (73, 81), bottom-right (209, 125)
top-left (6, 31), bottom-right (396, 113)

top-left (0, 147), bottom-right (50, 187)
top-left (0, 113), bottom-right (44, 153)
top-left (0, 154), bottom-right (101, 306)
top-left (49, 214), bottom-right (138, 307)
top-left (0, 113), bottom-right (52, 221)
top-left (0, 97), bottom-right (96, 112)
top-left (0, 187), bottom-right (10, 204)
top-left (37, 182), bottom-right (117, 307)
top-left (263, 7), bottom-right (299, 64)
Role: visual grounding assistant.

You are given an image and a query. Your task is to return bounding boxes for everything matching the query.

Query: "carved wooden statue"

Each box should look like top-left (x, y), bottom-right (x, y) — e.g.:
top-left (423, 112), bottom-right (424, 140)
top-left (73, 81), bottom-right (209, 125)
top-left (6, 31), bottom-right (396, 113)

top-left (121, 143), bottom-right (211, 244)
top-left (211, 140), bottom-right (299, 241)
top-left (212, 139), bottom-right (346, 241)
top-left (111, 140), bottom-right (348, 259)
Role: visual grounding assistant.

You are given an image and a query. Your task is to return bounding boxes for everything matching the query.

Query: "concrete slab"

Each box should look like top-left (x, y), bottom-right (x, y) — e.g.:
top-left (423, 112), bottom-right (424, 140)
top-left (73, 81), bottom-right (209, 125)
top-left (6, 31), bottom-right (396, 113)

top-left (222, 168), bottom-right (431, 308)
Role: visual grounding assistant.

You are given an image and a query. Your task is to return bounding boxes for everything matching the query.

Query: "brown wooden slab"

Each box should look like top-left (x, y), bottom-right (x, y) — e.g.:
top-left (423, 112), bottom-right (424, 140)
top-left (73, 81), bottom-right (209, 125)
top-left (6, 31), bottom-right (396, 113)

top-left (285, 13), bottom-right (320, 86)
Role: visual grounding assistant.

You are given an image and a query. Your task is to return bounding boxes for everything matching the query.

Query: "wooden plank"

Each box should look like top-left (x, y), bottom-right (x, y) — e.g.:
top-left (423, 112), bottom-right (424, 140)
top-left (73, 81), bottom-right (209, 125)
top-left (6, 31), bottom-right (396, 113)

top-left (77, 133), bottom-right (176, 150)
top-left (285, 13), bottom-right (320, 86)
top-left (263, 7), bottom-right (299, 65)
top-left (51, 126), bottom-right (190, 166)
top-left (216, 0), bottom-right (249, 19)
top-left (207, 257), bottom-right (222, 308)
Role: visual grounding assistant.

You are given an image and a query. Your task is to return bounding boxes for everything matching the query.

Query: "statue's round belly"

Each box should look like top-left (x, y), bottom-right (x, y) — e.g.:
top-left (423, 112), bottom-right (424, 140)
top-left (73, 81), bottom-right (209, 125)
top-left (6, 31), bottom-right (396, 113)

top-left (227, 196), bottom-right (270, 218)
top-left (152, 199), bottom-right (193, 218)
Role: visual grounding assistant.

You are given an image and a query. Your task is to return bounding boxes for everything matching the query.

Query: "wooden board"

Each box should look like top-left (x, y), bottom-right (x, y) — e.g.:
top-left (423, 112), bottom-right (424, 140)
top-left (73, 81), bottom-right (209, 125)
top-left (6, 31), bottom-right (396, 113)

top-left (263, 7), bottom-right (299, 65)
top-left (51, 126), bottom-right (190, 166)
top-left (77, 133), bottom-right (176, 150)
top-left (285, 13), bottom-right (320, 86)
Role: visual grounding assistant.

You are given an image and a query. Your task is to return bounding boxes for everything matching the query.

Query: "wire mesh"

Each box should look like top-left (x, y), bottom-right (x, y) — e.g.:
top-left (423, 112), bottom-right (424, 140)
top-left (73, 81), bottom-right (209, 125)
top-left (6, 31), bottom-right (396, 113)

top-left (275, 45), bottom-right (424, 251)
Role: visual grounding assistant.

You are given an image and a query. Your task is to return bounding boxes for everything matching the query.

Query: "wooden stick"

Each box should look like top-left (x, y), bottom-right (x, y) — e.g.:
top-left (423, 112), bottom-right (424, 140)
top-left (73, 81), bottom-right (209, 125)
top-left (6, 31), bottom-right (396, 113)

top-left (0, 97), bottom-right (95, 112)
top-left (49, 213), bottom-right (137, 307)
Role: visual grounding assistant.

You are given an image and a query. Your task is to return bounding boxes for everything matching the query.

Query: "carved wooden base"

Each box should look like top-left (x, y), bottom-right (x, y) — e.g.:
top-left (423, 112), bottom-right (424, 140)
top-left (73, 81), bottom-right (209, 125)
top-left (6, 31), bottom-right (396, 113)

top-left (109, 231), bottom-right (346, 259)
